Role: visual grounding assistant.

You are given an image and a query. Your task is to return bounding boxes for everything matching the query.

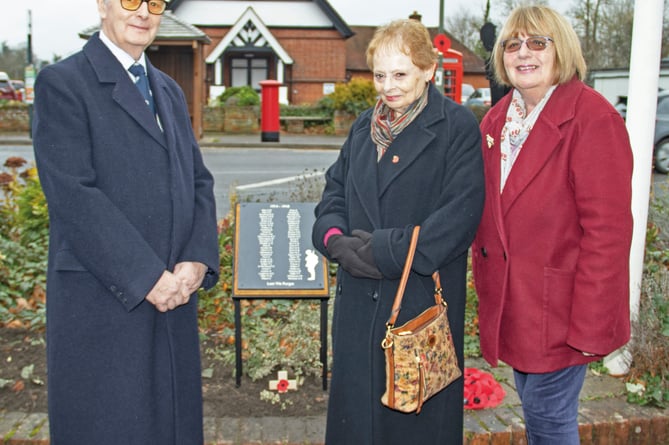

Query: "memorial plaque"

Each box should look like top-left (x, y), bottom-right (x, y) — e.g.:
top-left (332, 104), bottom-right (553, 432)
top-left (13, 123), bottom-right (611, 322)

top-left (233, 202), bottom-right (329, 297)
top-left (231, 202), bottom-right (331, 388)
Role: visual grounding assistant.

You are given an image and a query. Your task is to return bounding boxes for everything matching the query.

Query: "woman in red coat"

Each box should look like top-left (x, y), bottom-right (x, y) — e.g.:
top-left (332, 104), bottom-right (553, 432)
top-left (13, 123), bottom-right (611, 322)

top-left (472, 6), bottom-right (633, 445)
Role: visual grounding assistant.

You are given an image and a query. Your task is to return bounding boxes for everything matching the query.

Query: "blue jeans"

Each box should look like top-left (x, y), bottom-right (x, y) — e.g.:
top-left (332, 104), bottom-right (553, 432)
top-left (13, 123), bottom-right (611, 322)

top-left (513, 364), bottom-right (587, 445)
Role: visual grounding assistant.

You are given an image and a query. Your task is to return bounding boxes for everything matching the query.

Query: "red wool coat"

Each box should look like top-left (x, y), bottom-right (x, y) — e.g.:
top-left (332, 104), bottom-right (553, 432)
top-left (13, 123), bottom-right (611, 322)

top-left (472, 78), bottom-right (633, 373)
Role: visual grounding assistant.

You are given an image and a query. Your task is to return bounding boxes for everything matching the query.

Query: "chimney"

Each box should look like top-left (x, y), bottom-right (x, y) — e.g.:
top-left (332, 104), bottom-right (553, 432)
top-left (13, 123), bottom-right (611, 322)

top-left (409, 11), bottom-right (422, 22)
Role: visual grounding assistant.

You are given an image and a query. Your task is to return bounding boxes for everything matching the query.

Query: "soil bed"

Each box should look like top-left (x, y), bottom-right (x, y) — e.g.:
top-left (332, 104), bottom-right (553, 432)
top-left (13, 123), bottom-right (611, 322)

top-left (0, 328), bottom-right (328, 418)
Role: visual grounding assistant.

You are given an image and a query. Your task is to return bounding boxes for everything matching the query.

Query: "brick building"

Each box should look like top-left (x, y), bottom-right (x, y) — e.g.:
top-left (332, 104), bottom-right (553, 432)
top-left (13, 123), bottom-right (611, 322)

top-left (170, 0), bottom-right (354, 105)
top-left (168, 0), bottom-right (486, 105)
top-left (81, 0), bottom-right (487, 135)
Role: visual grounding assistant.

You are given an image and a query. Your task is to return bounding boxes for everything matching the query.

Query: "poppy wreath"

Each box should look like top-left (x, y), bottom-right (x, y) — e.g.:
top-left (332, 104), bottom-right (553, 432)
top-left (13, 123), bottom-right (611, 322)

top-left (463, 367), bottom-right (506, 410)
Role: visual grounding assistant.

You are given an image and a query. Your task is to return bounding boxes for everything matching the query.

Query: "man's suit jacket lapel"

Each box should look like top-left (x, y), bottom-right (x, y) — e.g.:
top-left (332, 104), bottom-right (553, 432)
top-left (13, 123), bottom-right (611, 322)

top-left (84, 34), bottom-right (166, 149)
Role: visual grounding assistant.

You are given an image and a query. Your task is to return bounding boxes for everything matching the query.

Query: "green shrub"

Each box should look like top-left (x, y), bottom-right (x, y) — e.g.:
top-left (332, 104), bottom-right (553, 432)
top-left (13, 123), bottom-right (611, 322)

top-left (217, 86), bottom-right (260, 107)
top-left (464, 264), bottom-right (480, 358)
top-left (319, 78), bottom-right (377, 116)
top-left (279, 104), bottom-right (329, 118)
top-left (0, 100), bottom-right (28, 108)
top-left (625, 270), bottom-right (669, 408)
top-left (624, 185), bottom-right (669, 408)
top-left (0, 157), bottom-right (48, 330)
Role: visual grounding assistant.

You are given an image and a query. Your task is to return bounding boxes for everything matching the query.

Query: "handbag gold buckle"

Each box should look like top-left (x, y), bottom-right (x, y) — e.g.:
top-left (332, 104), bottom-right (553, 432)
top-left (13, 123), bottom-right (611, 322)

top-left (381, 324), bottom-right (393, 349)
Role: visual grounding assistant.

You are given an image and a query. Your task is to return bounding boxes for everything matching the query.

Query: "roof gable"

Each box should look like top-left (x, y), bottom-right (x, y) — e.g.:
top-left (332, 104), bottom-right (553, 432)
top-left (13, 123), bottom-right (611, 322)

top-left (204, 6), bottom-right (293, 64)
top-left (169, 0), bottom-right (353, 38)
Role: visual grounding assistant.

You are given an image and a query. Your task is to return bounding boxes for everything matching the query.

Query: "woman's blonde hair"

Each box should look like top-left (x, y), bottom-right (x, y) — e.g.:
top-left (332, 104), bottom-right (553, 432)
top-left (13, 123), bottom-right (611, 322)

top-left (365, 19), bottom-right (437, 72)
top-left (492, 5), bottom-right (587, 86)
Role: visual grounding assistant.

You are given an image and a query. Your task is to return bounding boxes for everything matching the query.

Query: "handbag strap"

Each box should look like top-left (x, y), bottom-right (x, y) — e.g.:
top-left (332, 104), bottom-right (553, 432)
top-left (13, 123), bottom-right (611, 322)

top-left (385, 226), bottom-right (443, 328)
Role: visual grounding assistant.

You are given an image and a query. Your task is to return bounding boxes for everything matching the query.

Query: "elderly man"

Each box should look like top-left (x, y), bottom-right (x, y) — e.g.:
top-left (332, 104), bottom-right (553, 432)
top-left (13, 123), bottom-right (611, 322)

top-left (32, 0), bottom-right (219, 443)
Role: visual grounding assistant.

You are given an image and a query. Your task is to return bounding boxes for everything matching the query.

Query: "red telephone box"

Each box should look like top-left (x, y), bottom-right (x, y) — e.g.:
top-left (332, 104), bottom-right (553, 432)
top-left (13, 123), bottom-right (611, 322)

top-left (433, 34), bottom-right (464, 103)
top-left (442, 49), bottom-right (463, 104)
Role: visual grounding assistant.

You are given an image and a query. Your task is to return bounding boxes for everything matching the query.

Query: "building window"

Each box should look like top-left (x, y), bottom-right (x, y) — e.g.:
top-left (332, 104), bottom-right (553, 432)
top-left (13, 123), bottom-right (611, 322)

top-left (231, 57), bottom-right (269, 91)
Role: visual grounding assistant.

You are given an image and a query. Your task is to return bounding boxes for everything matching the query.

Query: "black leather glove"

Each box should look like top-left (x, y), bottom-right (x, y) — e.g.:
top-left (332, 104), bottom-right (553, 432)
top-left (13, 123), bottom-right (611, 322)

top-left (351, 229), bottom-right (381, 276)
top-left (327, 234), bottom-right (382, 279)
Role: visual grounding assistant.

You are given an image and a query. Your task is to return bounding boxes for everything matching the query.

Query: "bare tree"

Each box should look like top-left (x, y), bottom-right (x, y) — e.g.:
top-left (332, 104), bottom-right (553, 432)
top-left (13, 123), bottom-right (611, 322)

top-left (491, 0), bottom-right (550, 20)
top-left (448, 0), bottom-right (668, 72)
top-left (0, 42), bottom-right (31, 79)
top-left (569, 0), bottom-right (603, 68)
top-left (445, 6), bottom-right (488, 58)
top-left (569, 0), bottom-right (634, 70)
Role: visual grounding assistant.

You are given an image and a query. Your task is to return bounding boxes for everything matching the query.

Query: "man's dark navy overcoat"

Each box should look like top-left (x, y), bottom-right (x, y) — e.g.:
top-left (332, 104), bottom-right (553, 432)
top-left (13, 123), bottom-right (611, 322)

top-left (33, 33), bottom-right (219, 445)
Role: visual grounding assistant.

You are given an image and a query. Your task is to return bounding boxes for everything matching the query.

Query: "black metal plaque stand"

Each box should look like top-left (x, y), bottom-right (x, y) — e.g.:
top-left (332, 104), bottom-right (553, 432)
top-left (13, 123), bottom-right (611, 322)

top-left (233, 296), bottom-right (328, 390)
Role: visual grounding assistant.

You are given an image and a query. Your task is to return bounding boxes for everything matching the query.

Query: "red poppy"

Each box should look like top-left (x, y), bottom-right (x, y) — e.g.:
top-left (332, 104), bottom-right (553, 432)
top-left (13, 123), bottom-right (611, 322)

top-left (276, 379), bottom-right (289, 393)
top-left (463, 367), bottom-right (506, 410)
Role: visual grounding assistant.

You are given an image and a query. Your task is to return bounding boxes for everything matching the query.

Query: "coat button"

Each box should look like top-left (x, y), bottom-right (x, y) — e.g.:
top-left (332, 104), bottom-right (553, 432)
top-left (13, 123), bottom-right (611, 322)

top-left (371, 291), bottom-right (379, 301)
top-left (481, 247), bottom-right (488, 258)
top-left (110, 285), bottom-right (117, 292)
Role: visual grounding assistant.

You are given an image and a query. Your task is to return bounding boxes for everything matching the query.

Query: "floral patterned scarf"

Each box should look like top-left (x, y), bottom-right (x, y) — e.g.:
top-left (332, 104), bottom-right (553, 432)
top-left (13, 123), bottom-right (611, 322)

top-left (500, 85), bottom-right (557, 191)
top-left (370, 84), bottom-right (429, 161)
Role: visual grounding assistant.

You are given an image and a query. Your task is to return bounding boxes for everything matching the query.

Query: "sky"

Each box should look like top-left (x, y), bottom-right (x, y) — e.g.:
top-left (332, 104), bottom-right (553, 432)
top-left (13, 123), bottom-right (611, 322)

top-left (1, 0), bottom-right (565, 63)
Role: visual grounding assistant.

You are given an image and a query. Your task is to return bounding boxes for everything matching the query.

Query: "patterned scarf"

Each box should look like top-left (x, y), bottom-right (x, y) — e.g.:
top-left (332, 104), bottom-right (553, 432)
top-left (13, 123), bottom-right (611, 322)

top-left (500, 85), bottom-right (557, 191)
top-left (370, 84), bottom-right (430, 161)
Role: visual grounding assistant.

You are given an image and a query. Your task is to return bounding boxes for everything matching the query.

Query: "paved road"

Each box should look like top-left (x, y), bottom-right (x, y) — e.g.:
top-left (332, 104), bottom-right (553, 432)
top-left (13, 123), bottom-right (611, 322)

top-left (0, 145), bottom-right (339, 218)
top-left (202, 147), bottom-right (338, 217)
top-left (5, 143), bottom-right (669, 215)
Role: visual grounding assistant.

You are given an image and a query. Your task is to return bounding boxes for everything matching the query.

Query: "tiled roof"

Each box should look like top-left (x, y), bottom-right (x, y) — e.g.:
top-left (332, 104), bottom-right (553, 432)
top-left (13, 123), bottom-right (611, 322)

top-left (79, 11), bottom-right (211, 43)
top-left (168, 0), bottom-right (353, 38)
top-left (346, 25), bottom-right (486, 75)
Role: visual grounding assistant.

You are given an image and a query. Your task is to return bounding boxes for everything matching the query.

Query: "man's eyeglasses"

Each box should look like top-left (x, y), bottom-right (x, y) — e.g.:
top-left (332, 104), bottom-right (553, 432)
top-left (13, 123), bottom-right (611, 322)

top-left (501, 36), bottom-right (553, 53)
top-left (120, 0), bottom-right (169, 15)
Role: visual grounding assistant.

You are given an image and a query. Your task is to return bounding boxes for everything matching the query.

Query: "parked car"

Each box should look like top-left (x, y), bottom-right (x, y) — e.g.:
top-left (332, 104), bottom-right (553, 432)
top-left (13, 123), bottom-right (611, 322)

top-left (654, 90), bottom-right (669, 173)
top-left (464, 87), bottom-right (492, 107)
top-left (614, 95), bottom-right (627, 120)
top-left (461, 83), bottom-right (475, 104)
top-left (10, 79), bottom-right (25, 102)
top-left (0, 72), bottom-right (18, 101)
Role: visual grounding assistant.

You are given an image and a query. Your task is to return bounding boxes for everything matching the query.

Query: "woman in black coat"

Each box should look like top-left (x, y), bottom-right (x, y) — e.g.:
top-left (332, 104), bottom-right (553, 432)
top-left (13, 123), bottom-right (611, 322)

top-left (312, 19), bottom-right (485, 445)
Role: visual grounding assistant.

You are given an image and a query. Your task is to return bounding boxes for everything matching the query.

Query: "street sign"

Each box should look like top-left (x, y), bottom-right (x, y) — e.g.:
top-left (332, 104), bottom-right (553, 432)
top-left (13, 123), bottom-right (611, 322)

top-left (24, 65), bottom-right (35, 104)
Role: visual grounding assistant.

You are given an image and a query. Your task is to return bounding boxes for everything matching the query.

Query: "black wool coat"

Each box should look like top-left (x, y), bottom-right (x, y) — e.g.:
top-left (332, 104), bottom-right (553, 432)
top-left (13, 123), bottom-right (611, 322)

top-left (32, 33), bottom-right (219, 445)
top-left (312, 83), bottom-right (485, 445)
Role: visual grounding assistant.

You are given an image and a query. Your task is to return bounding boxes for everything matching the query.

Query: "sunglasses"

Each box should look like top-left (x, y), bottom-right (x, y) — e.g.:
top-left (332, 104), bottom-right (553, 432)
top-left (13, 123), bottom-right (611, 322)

top-left (501, 36), bottom-right (553, 53)
top-left (120, 0), bottom-right (169, 15)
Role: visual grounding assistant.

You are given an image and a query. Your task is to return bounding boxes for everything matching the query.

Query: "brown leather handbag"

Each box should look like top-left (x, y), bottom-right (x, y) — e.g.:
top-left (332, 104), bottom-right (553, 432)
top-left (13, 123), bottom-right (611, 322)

top-left (381, 226), bottom-right (462, 414)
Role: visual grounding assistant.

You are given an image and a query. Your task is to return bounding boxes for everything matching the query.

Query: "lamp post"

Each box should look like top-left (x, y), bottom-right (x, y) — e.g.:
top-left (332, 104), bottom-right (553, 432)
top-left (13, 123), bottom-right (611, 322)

top-left (25, 10), bottom-right (35, 138)
top-left (26, 10), bottom-right (32, 66)
top-left (434, 0), bottom-right (445, 92)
